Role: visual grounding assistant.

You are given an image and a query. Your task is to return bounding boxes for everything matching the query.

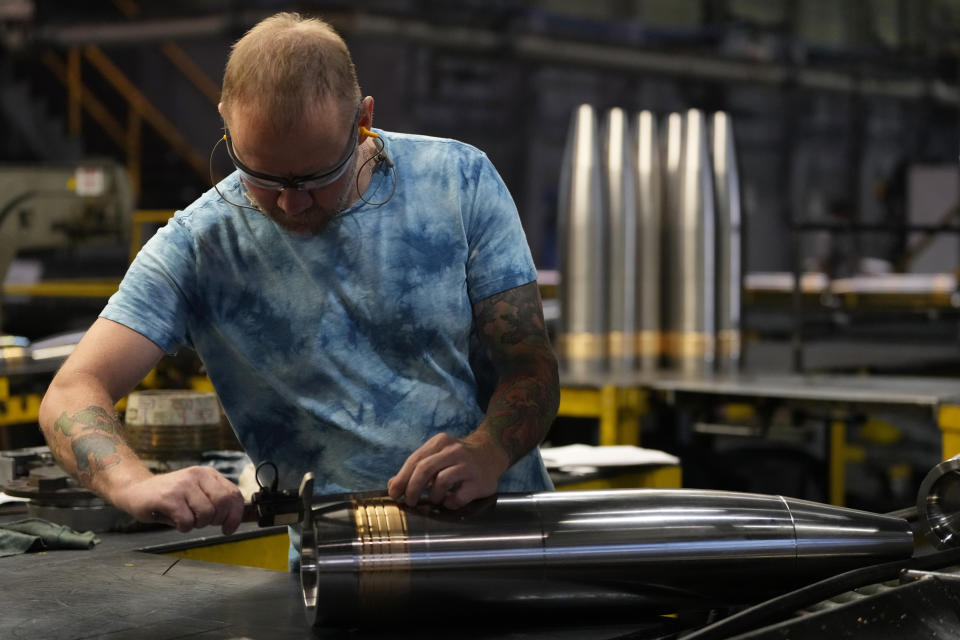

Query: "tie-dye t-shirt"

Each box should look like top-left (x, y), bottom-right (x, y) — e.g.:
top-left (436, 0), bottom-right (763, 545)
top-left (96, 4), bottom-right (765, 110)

top-left (101, 130), bottom-right (553, 497)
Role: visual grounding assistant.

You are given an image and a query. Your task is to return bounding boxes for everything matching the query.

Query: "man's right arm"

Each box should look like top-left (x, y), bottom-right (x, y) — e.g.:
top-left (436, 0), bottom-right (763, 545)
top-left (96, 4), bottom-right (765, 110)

top-left (38, 318), bottom-right (244, 534)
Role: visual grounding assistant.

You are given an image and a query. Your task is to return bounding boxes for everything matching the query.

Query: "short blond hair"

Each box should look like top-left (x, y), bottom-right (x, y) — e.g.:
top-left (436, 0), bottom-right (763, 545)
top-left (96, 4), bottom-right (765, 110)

top-left (220, 12), bottom-right (361, 132)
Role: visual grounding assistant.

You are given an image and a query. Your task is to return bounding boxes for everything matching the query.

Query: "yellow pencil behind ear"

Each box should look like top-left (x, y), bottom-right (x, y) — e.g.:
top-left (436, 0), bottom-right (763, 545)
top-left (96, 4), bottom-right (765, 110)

top-left (359, 126), bottom-right (378, 139)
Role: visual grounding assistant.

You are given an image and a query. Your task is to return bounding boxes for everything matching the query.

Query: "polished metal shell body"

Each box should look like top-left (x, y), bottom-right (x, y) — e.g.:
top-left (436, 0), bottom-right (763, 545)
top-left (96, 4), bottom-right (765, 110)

top-left (663, 110), bottom-right (716, 374)
top-left (557, 104), bottom-right (607, 376)
top-left (602, 107), bottom-right (638, 373)
top-left (300, 488), bottom-right (913, 626)
top-left (634, 111), bottom-right (662, 372)
top-left (711, 112), bottom-right (742, 373)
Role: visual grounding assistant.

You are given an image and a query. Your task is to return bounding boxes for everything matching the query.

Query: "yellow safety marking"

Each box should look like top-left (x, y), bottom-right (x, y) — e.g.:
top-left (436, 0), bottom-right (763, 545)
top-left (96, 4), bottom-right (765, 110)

top-left (860, 418), bottom-right (902, 445)
top-left (557, 466), bottom-right (682, 491)
top-left (189, 376), bottom-right (215, 393)
top-left (129, 210), bottom-right (174, 261)
top-left (0, 393), bottom-right (43, 427)
top-left (2, 279), bottom-right (120, 298)
top-left (943, 433), bottom-right (960, 460)
top-left (722, 402), bottom-right (755, 422)
top-left (164, 531), bottom-right (289, 571)
top-left (599, 385), bottom-right (618, 446)
top-left (0, 377), bottom-right (8, 401)
top-left (559, 386), bottom-right (647, 446)
top-left (557, 387), bottom-right (603, 418)
top-left (938, 405), bottom-right (960, 429)
top-left (938, 405), bottom-right (960, 459)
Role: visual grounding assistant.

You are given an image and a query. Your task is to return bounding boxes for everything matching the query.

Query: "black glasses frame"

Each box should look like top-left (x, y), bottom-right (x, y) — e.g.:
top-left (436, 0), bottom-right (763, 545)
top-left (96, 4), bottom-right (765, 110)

top-left (222, 107), bottom-right (362, 191)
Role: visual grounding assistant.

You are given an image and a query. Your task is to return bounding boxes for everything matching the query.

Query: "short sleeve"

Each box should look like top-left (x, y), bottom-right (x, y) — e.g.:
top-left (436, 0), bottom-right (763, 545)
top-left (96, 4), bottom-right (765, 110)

top-left (462, 153), bottom-right (537, 303)
top-left (99, 216), bottom-right (196, 354)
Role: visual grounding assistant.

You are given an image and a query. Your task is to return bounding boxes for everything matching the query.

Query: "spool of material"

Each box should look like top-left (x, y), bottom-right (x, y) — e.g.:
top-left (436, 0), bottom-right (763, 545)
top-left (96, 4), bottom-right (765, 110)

top-left (300, 488), bottom-right (913, 626)
top-left (558, 104), bottom-right (607, 377)
top-left (124, 390), bottom-right (222, 461)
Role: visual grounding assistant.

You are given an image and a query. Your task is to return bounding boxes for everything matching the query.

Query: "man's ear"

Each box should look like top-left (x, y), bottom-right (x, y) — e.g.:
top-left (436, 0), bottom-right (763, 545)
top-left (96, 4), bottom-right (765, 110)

top-left (359, 95), bottom-right (375, 131)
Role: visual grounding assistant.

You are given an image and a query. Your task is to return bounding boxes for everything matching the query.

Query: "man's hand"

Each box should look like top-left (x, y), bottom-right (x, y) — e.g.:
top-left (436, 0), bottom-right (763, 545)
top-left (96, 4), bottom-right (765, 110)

top-left (387, 431), bottom-right (509, 510)
top-left (111, 466), bottom-right (245, 535)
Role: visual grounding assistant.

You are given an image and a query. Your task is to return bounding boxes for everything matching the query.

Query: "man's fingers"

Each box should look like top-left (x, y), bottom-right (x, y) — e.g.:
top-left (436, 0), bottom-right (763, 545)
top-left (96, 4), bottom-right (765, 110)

top-left (184, 492), bottom-right (215, 529)
top-left (388, 446), bottom-right (428, 500)
top-left (403, 447), bottom-right (463, 506)
top-left (118, 466), bottom-right (243, 534)
top-left (442, 484), bottom-right (473, 511)
top-left (389, 434), bottom-right (457, 503)
top-left (220, 503), bottom-right (244, 536)
top-left (169, 501), bottom-right (197, 532)
top-left (429, 466), bottom-right (466, 504)
top-left (197, 469), bottom-right (244, 532)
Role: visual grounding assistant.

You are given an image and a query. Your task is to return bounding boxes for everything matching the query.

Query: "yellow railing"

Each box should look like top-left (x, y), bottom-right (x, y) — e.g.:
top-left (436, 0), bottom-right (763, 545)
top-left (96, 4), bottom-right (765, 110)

top-left (39, 0), bottom-right (221, 198)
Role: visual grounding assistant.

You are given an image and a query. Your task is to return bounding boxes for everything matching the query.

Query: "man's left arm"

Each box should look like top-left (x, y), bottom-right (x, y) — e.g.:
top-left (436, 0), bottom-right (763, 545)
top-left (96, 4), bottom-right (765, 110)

top-left (388, 281), bottom-right (560, 508)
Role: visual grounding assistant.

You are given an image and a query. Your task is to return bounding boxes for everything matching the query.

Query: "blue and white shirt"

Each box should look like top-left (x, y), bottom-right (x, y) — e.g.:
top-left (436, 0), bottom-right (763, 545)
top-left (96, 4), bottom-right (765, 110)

top-left (102, 130), bottom-right (553, 496)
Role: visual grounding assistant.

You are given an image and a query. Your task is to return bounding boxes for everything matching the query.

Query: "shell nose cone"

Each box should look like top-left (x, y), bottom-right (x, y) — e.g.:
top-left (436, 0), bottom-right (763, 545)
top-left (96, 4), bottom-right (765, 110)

top-left (785, 497), bottom-right (914, 565)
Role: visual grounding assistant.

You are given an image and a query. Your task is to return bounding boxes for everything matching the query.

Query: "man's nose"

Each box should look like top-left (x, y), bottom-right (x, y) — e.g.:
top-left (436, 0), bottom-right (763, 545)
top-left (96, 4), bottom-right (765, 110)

top-left (276, 188), bottom-right (312, 215)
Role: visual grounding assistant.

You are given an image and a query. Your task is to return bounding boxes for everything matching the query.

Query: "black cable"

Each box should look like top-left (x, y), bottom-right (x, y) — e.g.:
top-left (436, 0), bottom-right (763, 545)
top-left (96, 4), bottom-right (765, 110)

top-left (679, 545), bottom-right (960, 639)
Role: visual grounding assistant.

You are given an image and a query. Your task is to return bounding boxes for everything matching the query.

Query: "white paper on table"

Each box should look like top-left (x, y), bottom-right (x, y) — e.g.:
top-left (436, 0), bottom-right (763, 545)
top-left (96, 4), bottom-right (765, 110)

top-left (539, 444), bottom-right (680, 475)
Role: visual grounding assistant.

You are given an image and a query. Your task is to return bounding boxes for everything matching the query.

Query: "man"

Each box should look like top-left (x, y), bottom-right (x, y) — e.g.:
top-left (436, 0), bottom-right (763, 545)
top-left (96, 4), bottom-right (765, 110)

top-left (38, 13), bottom-right (559, 541)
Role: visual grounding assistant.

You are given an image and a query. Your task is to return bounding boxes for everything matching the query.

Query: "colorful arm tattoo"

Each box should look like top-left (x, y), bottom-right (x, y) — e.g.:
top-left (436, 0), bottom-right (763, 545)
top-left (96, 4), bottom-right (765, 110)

top-left (53, 406), bottom-right (125, 483)
top-left (473, 281), bottom-right (560, 463)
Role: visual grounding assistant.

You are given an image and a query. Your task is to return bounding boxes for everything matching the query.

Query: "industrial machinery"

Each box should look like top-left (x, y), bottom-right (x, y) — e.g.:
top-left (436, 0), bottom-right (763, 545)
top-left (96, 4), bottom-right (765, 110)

top-left (0, 161), bottom-right (133, 336)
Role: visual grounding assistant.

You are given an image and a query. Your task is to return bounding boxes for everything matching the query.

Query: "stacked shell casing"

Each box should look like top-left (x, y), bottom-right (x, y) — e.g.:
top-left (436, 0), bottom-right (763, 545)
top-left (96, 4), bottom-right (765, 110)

top-left (557, 104), bottom-right (607, 377)
top-left (557, 105), bottom-right (742, 375)
top-left (711, 111), bottom-right (743, 373)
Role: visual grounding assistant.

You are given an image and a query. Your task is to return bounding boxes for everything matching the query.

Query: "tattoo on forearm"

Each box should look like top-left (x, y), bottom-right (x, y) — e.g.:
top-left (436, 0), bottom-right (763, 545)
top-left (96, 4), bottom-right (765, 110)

top-left (72, 433), bottom-right (122, 481)
top-left (53, 406), bottom-right (125, 482)
top-left (55, 406), bottom-right (121, 436)
top-left (475, 283), bottom-right (560, 462)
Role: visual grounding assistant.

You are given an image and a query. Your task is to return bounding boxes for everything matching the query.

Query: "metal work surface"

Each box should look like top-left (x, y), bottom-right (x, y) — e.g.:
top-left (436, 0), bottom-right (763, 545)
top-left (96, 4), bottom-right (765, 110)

top-left (0, 517), bottom-right (680, 639)
top-left (647, 373), bottom-right (960, 407)
top-left (560, 371), bottom-right (960, 409)
top-left (0, 520), bottom-right (305, 640)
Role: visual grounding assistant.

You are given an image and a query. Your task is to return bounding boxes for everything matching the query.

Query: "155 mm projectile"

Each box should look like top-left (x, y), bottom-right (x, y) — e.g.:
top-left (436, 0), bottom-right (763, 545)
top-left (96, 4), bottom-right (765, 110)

top-left (299, 487), bottom-right (913, 626)
top-left (634, 110), bottom-right (662, 372)
top-left (602, 107), bottom-right (638, 373)
top-left (558, 104), bottom-right (607, 376)
top-left (663, 110), bottom-right (716, 374)
top-left (711, 111), bottom-right (742, 373)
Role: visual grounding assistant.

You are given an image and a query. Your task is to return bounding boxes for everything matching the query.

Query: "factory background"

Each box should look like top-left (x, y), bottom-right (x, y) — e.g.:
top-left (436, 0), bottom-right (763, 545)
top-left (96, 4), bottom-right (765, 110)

top-left (6, 1), bottom-right (960, 363)
top-left (3, 4), bottom-right (960, 633)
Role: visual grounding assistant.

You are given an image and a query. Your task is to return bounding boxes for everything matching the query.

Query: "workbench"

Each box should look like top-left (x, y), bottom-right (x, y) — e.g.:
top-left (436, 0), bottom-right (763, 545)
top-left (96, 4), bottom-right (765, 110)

top-left (558, 372), bottom-right (960, 506)
top-left (0, 517), bottom-right (682, 639)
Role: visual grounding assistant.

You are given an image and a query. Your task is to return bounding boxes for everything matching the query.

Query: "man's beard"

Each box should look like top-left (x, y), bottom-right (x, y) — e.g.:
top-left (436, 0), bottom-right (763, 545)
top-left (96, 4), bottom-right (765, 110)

top-left (255, 173), bottom-right (356, 236)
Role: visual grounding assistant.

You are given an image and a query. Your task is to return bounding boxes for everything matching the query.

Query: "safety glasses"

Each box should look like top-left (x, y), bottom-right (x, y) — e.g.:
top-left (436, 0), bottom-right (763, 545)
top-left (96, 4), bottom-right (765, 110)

top-left (222, 108), bottom-right (361, 191)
